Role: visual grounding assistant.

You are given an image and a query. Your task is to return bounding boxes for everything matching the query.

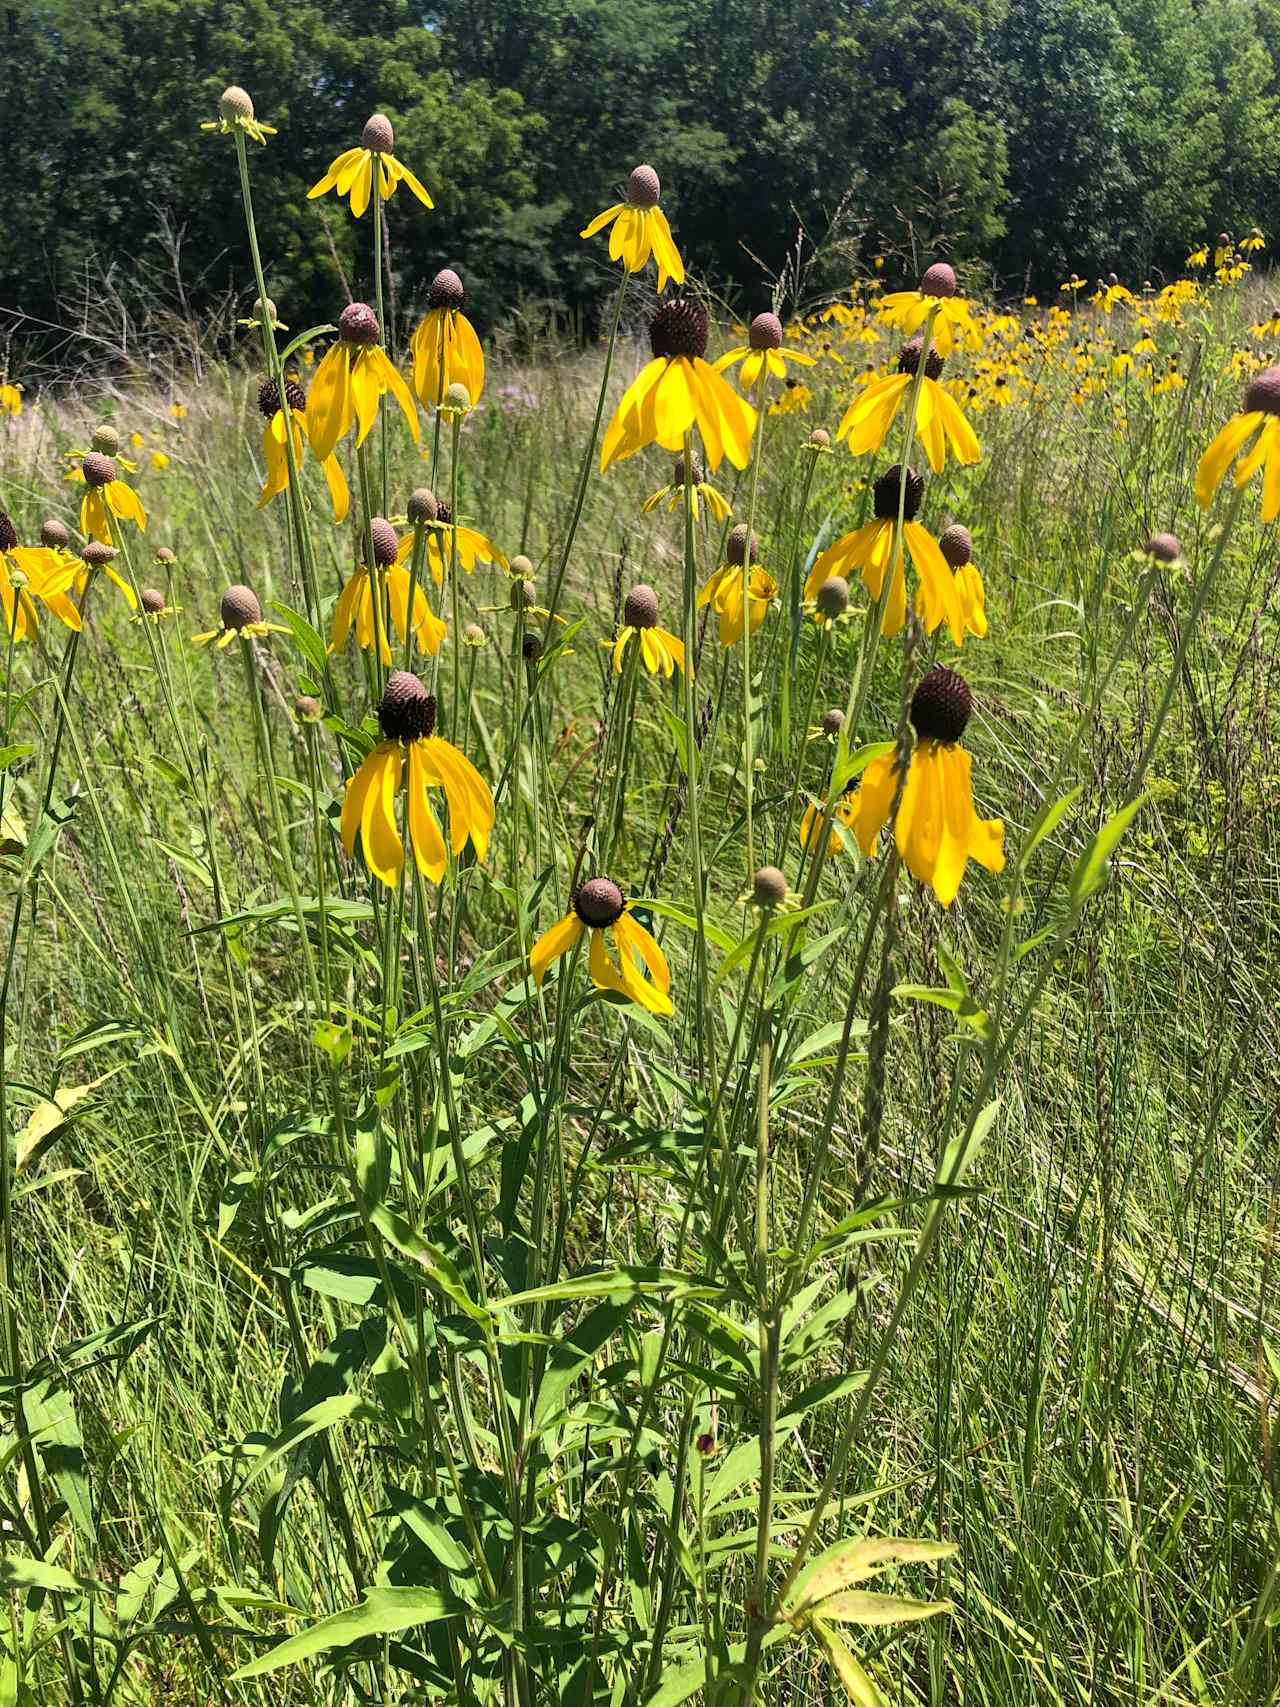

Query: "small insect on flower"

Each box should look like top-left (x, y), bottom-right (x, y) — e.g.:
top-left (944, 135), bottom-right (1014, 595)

top-left (715, 312), bottom-right (816, 389)
top-left (257, 375), bottom-right (350, 523)
top-left (1195, 366), bottom-right (1280, 521)
top-left (642, 452), bottom-right (731, 522)
top-left (699, 524), bottom-right (777, 645)
top-left (601, 297), bottom-right (756, 473)
top-left (530, 876), bottom-right (672, 1015)
top-left (330, 517), bottom-right (447, 663)
top-left (606, 584), bottom-right (686, 677)
top-left (805, 466), bottom-right (964, 644)
top-left (410, 269), bottom-right (485, 410)
top-left (340, 671), bottom-right (494, 886)
top-left (201, 85), bottom-right (277, 146)
top-left (878, 261), bottom-right (979, 356)
top-left (193, 584), bottom-right (288, 649)
top-left (848, 666), bottom-right (1005, 906)
top-left (307, 303), bottom-right (420, 463)
top-left (308, 113), bottom-right (433, 218)
top-left (581, 164), bottom-right (684, 291)
top-left (65, 442), bottom-right (147, 545)
top-left (837, 340), bottom-right (979, 473)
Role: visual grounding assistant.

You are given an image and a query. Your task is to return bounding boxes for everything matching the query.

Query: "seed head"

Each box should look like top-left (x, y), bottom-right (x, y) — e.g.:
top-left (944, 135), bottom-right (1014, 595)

top-left (80, 541), bottom-right (116, 567)
top-left (1145, 531), bottom-right (1182, 563)
top-left (91, 424), bottom-right (120, 456)
top-left (726, 522), bottom-right (760, 566)
top-left (624, 584), bottom-right (659, 628)
top-left (897, 338), bottom-right (944, 381)
top-left (749, 312), bottom-right (782, 351)
top-left (673, 452), bottom-right (703, 486)
top-left (361, 113), bottom-right (394, 153)
top-left (509, 578), bottom-right (537, 611)
top-left (463, 622), bottom-right (487, 648)
top-left (872, 464), bottom-right (924, 522)
top-left (140, 588), bottom-right (166, 614)
top-left (821, 708), bottom-right (845, 735)
top-left (429, 268), bottom-right (465, 311)
top-left (815, 576), bottom-right (850, 619)
top-left (573, 876), bottom-right (626, 927)
top-left (258, 376), bottom-right (306, 418)
top-left (1107, 272), bottom-right (1119, 286)
top-left (378, 670), bottom-right (436, 741)
top-left (808, 428), bottom-right (830, 448)
top-left (938, 523), bottom-right (972, 568)
top-left (252, 297), bottom-right (279, 326)
top-left (910, 665), bottom-right (972, 744)
top-left (338, 302), bottom-right (380, 346)
top-left (522, 632), bottom-right (544, 663)
top-left (369, 517), bottom-right (399, 567)
top-left (218, 86), bottom-right (255, 122)
top-left (407, 487), bottom-right (438, 524)
top-left (627, 164), bottom-right (660, 208)
top-left (155, 545), bottom-right (176, 564)
top-left (81, 451), bottom-right (116, 488)
top-left (294, 694), bottom-right (321, 721)
top-left (919, 261), bottom-right (957, 298)
top-left (40, 519), bottom-right (69, 549)
top-left (650, 298), bottom-right (708, 362)
top-left (443, 381), bottom-right (472, 411)
top-left (1245, 366), bottom-right (1280, 415)
top-left (0, 512), bottom-right (17, 551)
top-left (752, 865), bottom-right (788, 909)
top-left (509, 554), bottom-right (534, 578)
top-left (220, 584), bottom-right (261, 629)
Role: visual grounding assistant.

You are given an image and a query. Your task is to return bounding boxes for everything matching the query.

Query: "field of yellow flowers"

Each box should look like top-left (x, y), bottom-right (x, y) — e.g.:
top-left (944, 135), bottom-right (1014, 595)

top-left (0, 87), bottom-right (1277, 1706)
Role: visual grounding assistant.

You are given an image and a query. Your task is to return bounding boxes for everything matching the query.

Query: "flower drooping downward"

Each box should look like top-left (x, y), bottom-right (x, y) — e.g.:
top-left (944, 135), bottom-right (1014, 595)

top-left (309, 113), bottom-right (433, 218)
top-left (581, 165), bottom-right (684, 290)
top-left (530, 876), bottom-right (672, 1015)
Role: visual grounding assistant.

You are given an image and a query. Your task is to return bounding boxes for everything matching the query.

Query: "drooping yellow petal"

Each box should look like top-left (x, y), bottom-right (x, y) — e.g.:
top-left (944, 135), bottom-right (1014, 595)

top-left (349, 352), bottom-right (382, 446)
top-left (600, 359), bottom-right (667, 470)
top-left (614, 909), bottom-right (671, 996)
top-left (423, 735), bottom-right (495, 862)
top-left (322, 451), bottom-right (350, 523)
top-left (1195, 410), bottom-right (1262, 508)
top-left (307, 343), bottom-right (353, 461)
top-left (530, 910), bottom-right (584, 984)
top-left (648, 206), bottom-right (685, 289)
top-left (580, 204), bottom-right (624, 241)
top-left (374, 349), bottom-right (421, 443)
top-left (309, 147), bottom-right (363, 199)
top-left (361, 744), bottom-right (404, 886)
top-left (905, 522), bottom-right (962, 644)
top-left (393, 159), bottom-right (434, 208)
top-left (348, 155), bottom-right (375, 218)
top-left (106, 480), bottom-right (147, 531)
top-left (406, 743), bottom-right (448, 881)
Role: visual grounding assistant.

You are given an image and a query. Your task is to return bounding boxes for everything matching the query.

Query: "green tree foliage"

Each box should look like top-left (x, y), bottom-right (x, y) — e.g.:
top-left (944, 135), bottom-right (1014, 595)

top-left (5, 0), bottom-right (1280, 362)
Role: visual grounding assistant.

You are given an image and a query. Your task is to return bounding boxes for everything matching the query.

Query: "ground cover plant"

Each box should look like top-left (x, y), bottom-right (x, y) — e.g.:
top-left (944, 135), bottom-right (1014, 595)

top-left (0, 85), bottom-right (1277, 1706)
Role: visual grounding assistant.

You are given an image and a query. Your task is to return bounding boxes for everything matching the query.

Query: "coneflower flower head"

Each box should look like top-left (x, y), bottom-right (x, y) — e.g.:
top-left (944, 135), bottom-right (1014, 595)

top-left (821, 708), bottom-right (845, 735)
top-left (407, 488), bottom-right (439, 523)
top-left (0, 513), bottom-right (16, 552)
top-left (221, 584), bottom-right (262, 629)
top-left (815, 576), bottom-right (850, 619)
top-left (1145, 531), bottom-right (1182, 562)
top-left (378, 670), bottom-right (436, 741)
top-left (361, 113), bottom-right (395, 154)
top-left (91, 425), bottom-right (120, 456)
top-left (1245, 368), bottom-right (1280, 414)
top-left (258, 376), bottom-right (306, 418)
top-left (873, 465), bottom-right (925, 521)
top-left (911, 665), bottom-right (972, 743)
top-left (141, 588), bottom-right (166, 613)
top-left (509, 578), bottom-right (537, 610)
top-left (522, 632), bottom-right (544, 662)
top-left (624, 584), bottom-right (660, 628)
top-left (627, 165), bottom-right (661, 208)
top-left (82, 452), bottom-right (116, 489)
top-left (650, 297), bottom-right (708, 361)
top-left (219, 86), bottom-right (255, 123)
top-left (369, 517), bottom-right (399, 567)
top-left (726, 522), bottom-right (760, 565)
top-left (429, 268), bottom-right (465, 310)
top-left (749, 312), bottom-right (783, 351)
top-left (41, 519), bottom-right (69, 549)
top-left (919, 261), bottom-right (957, 299)
top-left (898, 338), bottom-right (944, 380)
top-left (295, 694), bottom-right (321, 720)
top-left (339, 302), bottom-right (381, 346)
top-left (752, 865), bottom-right (788, 909)
top-left (574, 876), bottom-right (627, 927)
top-left (939, 524), bottom-right (972, 568)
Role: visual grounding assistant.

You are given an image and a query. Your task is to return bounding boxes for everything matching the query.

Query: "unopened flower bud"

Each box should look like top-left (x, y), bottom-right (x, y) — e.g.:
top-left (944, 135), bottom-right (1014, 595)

top-left (509, 554), bottom-right (534, 578)
top-left (407, 487), bottom-right (438, 524)
top-left (443, 381), bottom-right (472, 412)
top-left (91, 424), bottom-right (120, 456)
top-left (140, 588), bottom-right (166, 614)
top-left (463, 622), bottom-right (487, 648)
top-left (807, 428), bottom-right (830, 448)
top-left (509, 579), bottom-right (537, 611)
top-left (821, 708), bottom-right (845, 735)
top-left (219, 86), bottom-right (255, 123)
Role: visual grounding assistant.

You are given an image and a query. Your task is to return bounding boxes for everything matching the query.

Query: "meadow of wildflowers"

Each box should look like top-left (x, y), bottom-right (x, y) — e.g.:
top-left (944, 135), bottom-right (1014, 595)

top-left (0, 84), bottom-right (1277, 1706)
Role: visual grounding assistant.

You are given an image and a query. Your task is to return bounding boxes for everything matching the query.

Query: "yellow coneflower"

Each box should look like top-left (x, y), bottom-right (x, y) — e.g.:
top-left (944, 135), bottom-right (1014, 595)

top-left (715, 312), bottom-right (816, 388)
top-left (256, 376), bottom-right (350, 523)
top-left (1241, 228), bottom-right (1266, 255)
top-left (0, 382), bottom-right (22, 416)
top-left (307, 303), bottom-right (420, 463)
top-left (641, 452), bottom-right (731, 522)
top-left (805, 466), bottom-right (963, 643)
top-left (410, 269), bottom-right (485, 409)
top-left (308, 114), bottom-right (432, 218)
top-left (837, 340), bottom-right (979, 472)
top-left (799, 792), bottom-right (859, 856)
top-left (193, 584), bottom-right (289, 649)
top-left (530, 876), bottom-right (672, 1015)
top-left (606, 584), bottom-right (686, 677)
top-left (938, 524), bottom-right (987, 640)
top-left (699, 524), bottom-right (778, 644)
top-left (137, 587), bottom-right (174, 622)
top-left (330, 518), bottom-right (446, 664)
top-left (65, 443), bottom-right (147, 545)
top-left (1, 515), bottom-right (84, 636)
top-left (201, 85), bottom-right (277, 147)
top-left (1195, 366), bottom-right (1280, 520)
top-left (879, 262), bottom-right (978, 357)
top-left (581, 165), bottom-right (684, 291)
top-left (409, 503), bottom-right (508, 586)
top-left (848, 667), bottom-right (1004, 906)
top-left (340, 671), bottom-right (493, 886)
top-left (601, 298), bottom-right (756, 473)
top-left (74, 541), bottom-right (138, 611)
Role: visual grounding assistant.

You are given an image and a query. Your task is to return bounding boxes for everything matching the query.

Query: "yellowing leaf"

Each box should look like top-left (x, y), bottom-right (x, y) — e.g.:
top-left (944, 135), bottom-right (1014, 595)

top-left (14, 1076), bottom-right (111, 1172)
top-left (783, 1535), bottom-right (956, 1618)
top-left (815, 1589), bottom-right (953, 1626)
top-left (810, 1619), bottom-right (889, 1706)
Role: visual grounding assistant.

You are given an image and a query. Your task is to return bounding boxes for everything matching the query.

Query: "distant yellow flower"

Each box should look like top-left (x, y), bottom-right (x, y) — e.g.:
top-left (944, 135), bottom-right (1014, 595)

top-left (193, 583), bottom-right (288, 649)
top-left (799, 793), bottom-right (858, 856)
top-left (581, 164), bottom-right (684, 290)
top-left (641, 451), bottom-right (731, 522)
top-left (878, 262), bottom-right (979, 356)
top-left (410, 269), bottom-right (484, 408)
top-left (849, 667), bottom-right (1004, 906)
top-left (1195, 366), bottom-right (1280, 519)
top-left (769, 381), bottom-right (812, 416)
top-left (1241, 228), bottom-right (1266, 255)
top-left (201, 85), bottom-right (277, 146)
top-left (0, 382), bottom-right (22, 416)
top-left (837, 339), bottom-right (979, 472)
top-left (256, 376), bottom-right (349, 523)
top-left (168, 400), bottom-right (188, 421)
top-left (306, 303), bottom-right (419, 463)
top-left (308, 113), bottom-right (432, 218)
top-left (601, 298), bottom-right (756, 473)
top-left (699, 560), bottom-right (777, 646)
top-left (805, 466), bottom-right (963, 643)
top-left (607, 584), bottom-right (686, 676)
top-left (331, 519), bottom-right (446, 664)
top-left (530, 876), bottom-right (671, 1015)
top-left (715, 312), bottom-right (816, 388)
top-left (150, 450), bottom-right (170, 471)
top-left (1186, 245), bottom-right (1209, 270)
top-left (65, 450), bottom-right (146, 545)
top-left (340, 672), bottom-right (493, 886)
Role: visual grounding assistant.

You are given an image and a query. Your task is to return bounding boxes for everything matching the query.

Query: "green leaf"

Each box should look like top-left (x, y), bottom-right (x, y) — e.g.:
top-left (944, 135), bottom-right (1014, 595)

top-left (641, 899), bottom-right (736, 953)
top-left (237, 1393), bottom-right (378, 1492)
top-left (1017, 784), bottom-right (1082, 868)
top-left (21, 1381), bottom-right (94, 1543)
top-left (364, 1203), bottom-right (489, 1323)
top-left (0, 1556), bottom-right (103, 1596)
top-left (532, 1298), bottom-right (634, 1433)
top-left (831, 740), bottom-right (896, 795)
top-left (935, 1100), bottom-right (998, 1195)
top-left (0, 743), bottom-right (34, 771)
top-left (269, 601), bottom-right (329, 676)
top-left (815, 1589), bottom-right (953, 1626)
top-left (278, 324), bottom-right (336, 366)
top-left (891, 983), bottom-right (990, 1042)
top-left (493, 1267), bottom-right (717, 1311)
top-left (230, 1586), bottom-right (456, 1679)
top-left (1067, 795), bottom-right (1145, 907)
